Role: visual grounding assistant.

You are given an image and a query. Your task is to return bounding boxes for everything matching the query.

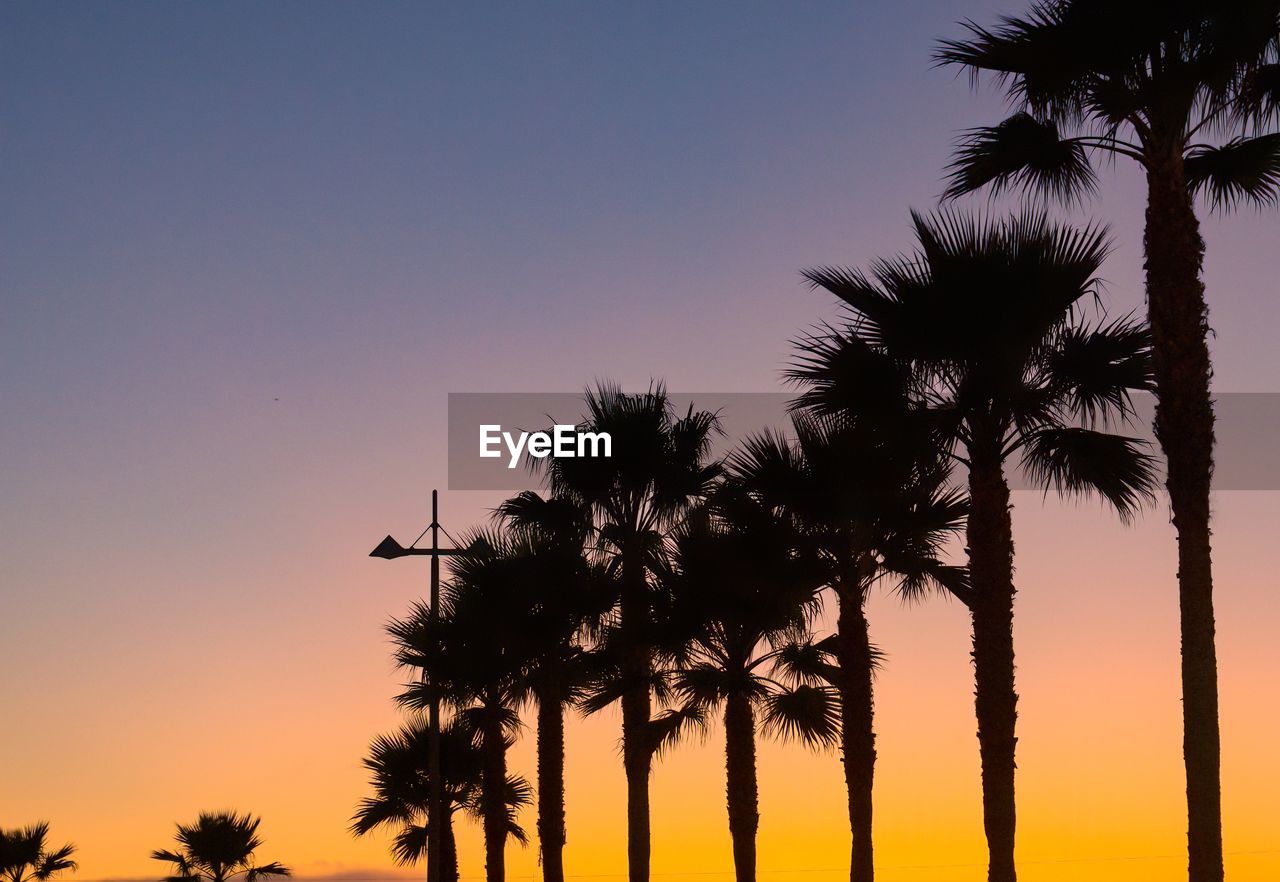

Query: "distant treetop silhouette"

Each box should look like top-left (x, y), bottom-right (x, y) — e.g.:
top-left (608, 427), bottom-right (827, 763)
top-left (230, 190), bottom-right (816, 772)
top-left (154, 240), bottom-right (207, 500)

top-left (0, 822), bottom-right (77, 882)
top-left (151, 811), bottom-right (290, 882)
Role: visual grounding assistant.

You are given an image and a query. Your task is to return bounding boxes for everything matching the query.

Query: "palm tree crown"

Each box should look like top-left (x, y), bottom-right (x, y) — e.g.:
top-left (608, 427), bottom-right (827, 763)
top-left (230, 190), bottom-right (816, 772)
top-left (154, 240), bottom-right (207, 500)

top-left (800, 210), bottom-right (1156, 519)
top-left (937, 2), bottom-right (1280, 209)
top-left (151, 812), bottom-right (289, 882)
top-left (351, 718), bottom-right (530, 880)
top-left (0, 824), bottom-right (77, 882)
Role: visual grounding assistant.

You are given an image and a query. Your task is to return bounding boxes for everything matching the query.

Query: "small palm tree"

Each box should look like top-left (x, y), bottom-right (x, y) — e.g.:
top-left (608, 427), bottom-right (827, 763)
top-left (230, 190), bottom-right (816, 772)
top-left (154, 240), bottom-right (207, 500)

top-left (730, 397), bottom-right (966, 882)
top-left (391, 532), bottom-right (535, 882)
top-left (494, 492), bottom-right (614, 882)
top-left (0, 823), bottom-right (77, 882)
top-left (351, 718), bottom-right (531, 882)
top-left (151, 812), bottom-right (289, 882)
top-left (535, 382), bottom-right (721, 882)
top-left (798, 210), bottom-right (1156, 882)
top-left (936, 11), bottom-right (1280, 877)
top-left (660, 488), bottom-right (828, 882)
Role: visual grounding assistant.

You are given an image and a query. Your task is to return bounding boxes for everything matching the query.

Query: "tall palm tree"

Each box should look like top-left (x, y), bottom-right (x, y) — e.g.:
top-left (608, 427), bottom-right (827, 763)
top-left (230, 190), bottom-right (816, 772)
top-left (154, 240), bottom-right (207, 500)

top-left (494, 492), bottom-right (615, 882)
top-left (935, 10), bottom-right (1280, 877)
top-left (151, 812), bottom-right (290, 882)
top-left (535, 382), bottom-right (721, 882)
top-left (0, 824), bottom-right (76, 882)
top-left (351, 718), bottom-right (531, 882)
top-left (660, 488), bottom-right (828, 882)
top-left (391, 538), bottom-right (532, 882)
top-left (798, 210), bottom-right (1157, 882)
top-left (730, 392), bottom-right (967, 882)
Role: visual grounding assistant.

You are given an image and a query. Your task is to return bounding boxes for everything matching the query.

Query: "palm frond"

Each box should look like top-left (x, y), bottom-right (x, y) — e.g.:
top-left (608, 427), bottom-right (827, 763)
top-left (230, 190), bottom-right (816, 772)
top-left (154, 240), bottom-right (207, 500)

top-left (244, 863), bottom-right (291, 881)
top-left (1242, 63), bottom-right (1280, 121)
top-left (576, 659), bottom-right (637, 716)
top-left (1185, 133), bottom-right (1280, 209)
top-left (389, 825), bottom-right (430, 867)
top-left (501, 774), bottom-right (534, 846)
top-left (672, 664), bottom-right (734, 707)
top-left (494, 491), bottom-right (593, 546)
top-left (944, 113), bottom-right (1097, 202)
top-left (1046, 315), bottom-right (1153, 425)
top-left (1021, 426), bottom-right (1157, 522)
top-left (350, 796), bottom-right (411, 837)
top-left (761, 684), bottom-right (841, 749)
top-left (887, 559), bottom-right (972, 606)
top-left (33, 844), bottom-right (77, 881)
top-left (647, 706), bottom-right (708, 758)
top-left (150, 850), bottom-right (190, 874)
top-left (769, 638), bottom-right (840, 687)
top-left (933, 7), bottom-right (1093, 122)
top-left (785, 325), bottom-right (915, 421)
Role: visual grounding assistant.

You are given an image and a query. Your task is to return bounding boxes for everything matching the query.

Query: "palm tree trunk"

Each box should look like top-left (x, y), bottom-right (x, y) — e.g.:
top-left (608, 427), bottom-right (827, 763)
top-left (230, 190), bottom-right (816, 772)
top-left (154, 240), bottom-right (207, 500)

top-left (723, 691), bottom-right (759, 882)
top-left (443, 809), bottom-right (460, 882)
top-left (482, 714), bottom-right (508, 882)
top-left (835, 586), bottom-right (876, 882)
top-left (1143, 146), bottom-right (1224, 882)
top-left (622, 674), bottom-right (652, 882)
top-left (537, 686), bottom-right (568, 882)
top-left (967, 451), bottom-right (1018, 882)
top-left (620, 547), bottom-right (653, 882)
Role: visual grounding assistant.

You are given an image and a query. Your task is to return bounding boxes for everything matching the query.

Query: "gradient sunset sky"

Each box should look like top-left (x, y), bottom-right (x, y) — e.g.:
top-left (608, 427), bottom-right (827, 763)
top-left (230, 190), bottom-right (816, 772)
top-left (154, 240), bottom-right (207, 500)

top-left (3, 3), bottom-right (1278, 882)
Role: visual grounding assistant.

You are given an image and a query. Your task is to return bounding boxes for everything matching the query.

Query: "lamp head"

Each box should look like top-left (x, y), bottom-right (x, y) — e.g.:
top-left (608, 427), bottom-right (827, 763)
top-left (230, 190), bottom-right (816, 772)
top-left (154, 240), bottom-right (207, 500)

top-left (370, 535), bottom-right (409, 560)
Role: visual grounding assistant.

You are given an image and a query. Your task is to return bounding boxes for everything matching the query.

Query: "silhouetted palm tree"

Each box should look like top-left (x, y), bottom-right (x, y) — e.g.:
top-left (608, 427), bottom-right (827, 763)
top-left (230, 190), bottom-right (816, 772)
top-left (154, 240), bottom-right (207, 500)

top-left (494, 492), bottom-right (615, 882)
top-left (351, 718), bottom-right (531, 882)
top-left (660, 488), bottom-right (827, 882)
top-left (0, 823), bottom-right (77, 882)
top-left (798, 210), bottom-right (1157, 882)
top-left (535, 383), bottom-right (721, 882)
top-left (730, 394), bottom-right (967, 882)
top-left (391, 539), bottom-right (533, 882)
top-left (151, 812), bottom-right (290, 882)
top-left (936, 10), bottom-right (1279, 876)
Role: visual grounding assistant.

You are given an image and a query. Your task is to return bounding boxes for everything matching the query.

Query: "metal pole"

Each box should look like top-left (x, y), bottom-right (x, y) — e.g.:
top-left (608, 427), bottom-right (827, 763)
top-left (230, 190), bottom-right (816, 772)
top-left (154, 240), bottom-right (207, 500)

top-left (427, 489), bottom-right (443, 882)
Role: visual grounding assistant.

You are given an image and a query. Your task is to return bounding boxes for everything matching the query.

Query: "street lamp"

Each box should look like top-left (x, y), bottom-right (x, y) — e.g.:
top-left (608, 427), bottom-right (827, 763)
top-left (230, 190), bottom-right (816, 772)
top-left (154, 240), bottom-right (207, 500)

top-left (370, 489), bottom-right (466, 882)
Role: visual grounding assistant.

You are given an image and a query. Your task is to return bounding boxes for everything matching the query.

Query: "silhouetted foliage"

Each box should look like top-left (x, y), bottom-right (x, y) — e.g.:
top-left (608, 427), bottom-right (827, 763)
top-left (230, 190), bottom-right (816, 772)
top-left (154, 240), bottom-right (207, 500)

top-left (797, 208), bottom-right (1155, 882)
top-left (351, 718), bottom-right (529, 881)
top-left (937, 2), bottom-right (1280, 210)
top-left (731, 364), bottom-right (967, 882)
top-left (935, 9), bottom-right (1278, 876)
top-left (659, 485), bottom-right (826, 882)
top-left (390, 537), bottom-right (540, 882)
top-left (491, 491), bottom-right (614, 882)
top-left (0, 824), bottom-right (77, 882)
top-left (151, 812), bottom-right (289, 882)
top-left (532, 382), bottom-right (721, 882)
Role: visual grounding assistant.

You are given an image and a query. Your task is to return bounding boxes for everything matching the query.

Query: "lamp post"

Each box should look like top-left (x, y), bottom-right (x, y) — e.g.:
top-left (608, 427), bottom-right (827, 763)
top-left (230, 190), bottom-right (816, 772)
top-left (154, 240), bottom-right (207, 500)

top-left (371, 489), bottom-right (465, 882)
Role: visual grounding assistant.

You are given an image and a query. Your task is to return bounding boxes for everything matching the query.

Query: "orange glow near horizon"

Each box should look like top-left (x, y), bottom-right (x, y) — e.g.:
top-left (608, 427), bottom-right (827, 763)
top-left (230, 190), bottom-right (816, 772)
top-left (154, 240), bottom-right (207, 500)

top-left (6, 492), bottom-right (1277, 882)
